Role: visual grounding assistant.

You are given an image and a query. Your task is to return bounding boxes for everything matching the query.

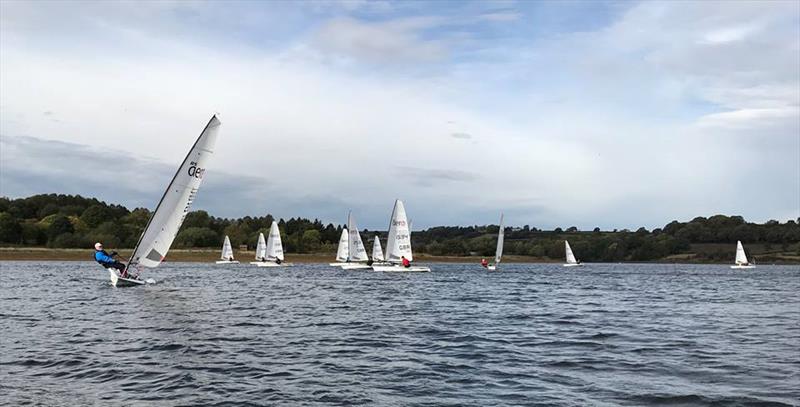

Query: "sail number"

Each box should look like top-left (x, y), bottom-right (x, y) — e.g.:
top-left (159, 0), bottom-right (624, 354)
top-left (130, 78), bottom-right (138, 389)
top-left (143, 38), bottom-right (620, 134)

top-left (188, 162), bottom-right (206, 179)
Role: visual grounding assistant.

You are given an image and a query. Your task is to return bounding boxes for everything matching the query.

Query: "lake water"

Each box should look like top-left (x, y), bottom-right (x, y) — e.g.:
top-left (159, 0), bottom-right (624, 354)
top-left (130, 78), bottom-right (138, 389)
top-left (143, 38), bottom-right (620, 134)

top-left (1, 261), bottom-right (798, 406)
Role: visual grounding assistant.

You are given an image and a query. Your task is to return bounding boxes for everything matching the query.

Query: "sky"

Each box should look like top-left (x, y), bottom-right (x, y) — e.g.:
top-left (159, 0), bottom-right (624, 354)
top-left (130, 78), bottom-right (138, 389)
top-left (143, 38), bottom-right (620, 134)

top-left (1, 0), bottom-right (798, 230)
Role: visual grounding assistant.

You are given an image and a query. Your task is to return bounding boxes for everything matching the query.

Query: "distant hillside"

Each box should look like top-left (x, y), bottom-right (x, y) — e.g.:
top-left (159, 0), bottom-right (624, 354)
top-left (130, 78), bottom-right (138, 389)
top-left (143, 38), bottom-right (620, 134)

top-left (1, 194), bottom-right (798, 263)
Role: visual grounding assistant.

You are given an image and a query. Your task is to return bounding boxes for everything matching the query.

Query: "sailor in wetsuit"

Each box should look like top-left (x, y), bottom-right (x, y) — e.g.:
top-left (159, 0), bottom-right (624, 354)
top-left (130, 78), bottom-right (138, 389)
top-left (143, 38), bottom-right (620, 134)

top-left (94, 242), bottom-right (127, 277)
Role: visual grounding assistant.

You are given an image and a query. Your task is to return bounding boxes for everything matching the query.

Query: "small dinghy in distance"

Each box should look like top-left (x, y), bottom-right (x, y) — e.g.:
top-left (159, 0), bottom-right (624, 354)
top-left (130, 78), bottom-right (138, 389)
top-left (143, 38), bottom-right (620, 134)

top-left (730, 240), bottom-right (756, 269)
top-left (111, 115), bottom-right (221, 286)
top-left (215, 235), bottom-right (240, 264)
top-left (250, 232), bottom-right (268, 265)
top-left (487, 214), bottom-right (504, 271)
top-left (341, 211), bottom-right (372, 270)
top-left (257, 221), bottom-right (290, 267)
top-left (563, 240), bottom-right (582, 267)
top-left (329, 228), bottom-right (349, 267)
top-left (371, 200), bottom-right (430, 272)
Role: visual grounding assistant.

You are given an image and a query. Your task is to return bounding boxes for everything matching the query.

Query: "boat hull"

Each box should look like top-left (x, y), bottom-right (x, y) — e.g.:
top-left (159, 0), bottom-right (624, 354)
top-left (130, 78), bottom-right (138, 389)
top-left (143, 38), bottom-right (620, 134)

top-left (108, 269), bottom-right (148, 287)
top-left (372, 264), bottom-right (431, 272)
top-left (329, 262), bottom-right (347, 267)
top-left (341, 263), bottom-right (372, 270)
top-left (215, 260), bottom-right (240, 264)
top-left (730, 265), bottom-right (756, 269)
top-left (563, 263), bottom-right (583, 267)
top-left (487, 265), bottom-right (497, 271)
top-left (256, 261), bottom-right (291, 267)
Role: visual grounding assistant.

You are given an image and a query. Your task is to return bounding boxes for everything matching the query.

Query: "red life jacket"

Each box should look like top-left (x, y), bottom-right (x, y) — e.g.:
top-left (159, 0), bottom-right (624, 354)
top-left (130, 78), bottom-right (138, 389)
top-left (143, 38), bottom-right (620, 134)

top-left (402, 257), bottom-right (410, 267)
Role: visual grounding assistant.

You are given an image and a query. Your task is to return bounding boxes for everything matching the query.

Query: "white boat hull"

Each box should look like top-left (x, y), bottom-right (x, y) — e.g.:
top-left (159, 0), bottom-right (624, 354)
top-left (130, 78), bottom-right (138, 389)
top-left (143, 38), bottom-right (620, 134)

top-left (329, 262), bottom-right (347, 267)
top-left (372, 264), bottom-right (431, 272)
top-left (487, 265), bottom-right (497, 271)
top-left (341, 263), bottom-right (372, 270)
top-left (215, 260), bottom-right (240, 264)
top-left (730, 265), bottom-right (756, 269)
top-left (108, 269), bottom-right (152, 287)
top-left (255, 261), bottom-right (291, 267)
top-left (563, 263), bottom-right (583, 267)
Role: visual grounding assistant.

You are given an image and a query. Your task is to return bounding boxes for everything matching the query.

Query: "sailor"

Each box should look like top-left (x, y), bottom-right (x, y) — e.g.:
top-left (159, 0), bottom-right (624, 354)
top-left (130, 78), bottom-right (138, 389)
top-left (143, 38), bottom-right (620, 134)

top-left (481, 258), bottom-right (488, 268)
top-left (401, 256), bottom-right (410, 268)
top-left (228, 256), bottom-right (234, 261)
top-left (93, 242), bottom-right (127, 277)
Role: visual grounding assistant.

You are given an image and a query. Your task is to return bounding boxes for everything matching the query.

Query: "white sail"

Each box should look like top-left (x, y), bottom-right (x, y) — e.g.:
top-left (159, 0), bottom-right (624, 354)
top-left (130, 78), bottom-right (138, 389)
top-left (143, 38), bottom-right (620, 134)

top-left (385, 199), bottom-right (413, 262)
top-left (265, 221), bottom-right (284, 261)
top-left (336, 228), bottom-right (349, 262)
top-left (220, 235), bottom-right (234, 260)
top-left (565, 240), bottom-right (578, 264)
top-left (494, 214), bottom-right (505, 265)
top-left (372, 235), bottom-right (384, 261)
top-left (255, 232), bottom-right (267, 260)
top-left (127, 115), bottom-right (221, 270)
top-left (735, 240), bottom-right (748, 265)
top-left (347, 211), bottom-right (369, 262)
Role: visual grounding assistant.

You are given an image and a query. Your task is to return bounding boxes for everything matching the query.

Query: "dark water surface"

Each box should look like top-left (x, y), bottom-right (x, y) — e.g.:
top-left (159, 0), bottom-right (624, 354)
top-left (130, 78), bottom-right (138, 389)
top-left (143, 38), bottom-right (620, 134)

top-left (1, 261), bottom-right (798, 406)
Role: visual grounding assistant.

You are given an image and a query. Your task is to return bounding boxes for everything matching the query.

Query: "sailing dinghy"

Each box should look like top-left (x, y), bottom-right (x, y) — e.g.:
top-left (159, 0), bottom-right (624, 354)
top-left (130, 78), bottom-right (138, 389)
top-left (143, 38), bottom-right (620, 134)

top-left (730, 241), bottom-right (756, 269)
top-left (487, 214), bottom-right (504, 271)
top-left (563, 240), bottom-right (582, 267)
top-left (250, 232), bottom-right (268, 265)
top-left (215, 235), bottom-right (239, 264)
top-left (329, 228), bottom-right (349, 267)
top-left (341, 211), bottom-right (372, 270)
top-left (370, 235), bottom-right (390, 266)
top-left (371, 200), bottom-right (430, 272)
top-left (111, 115), bottom-right (221, 287)
top-left (256, 221), bottom-right (290, 267)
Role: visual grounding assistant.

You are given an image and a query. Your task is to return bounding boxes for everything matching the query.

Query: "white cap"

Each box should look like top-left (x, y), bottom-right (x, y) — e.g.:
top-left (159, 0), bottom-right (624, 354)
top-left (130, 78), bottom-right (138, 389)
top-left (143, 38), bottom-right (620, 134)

top-left (94, 242), bottom-right (103, 250)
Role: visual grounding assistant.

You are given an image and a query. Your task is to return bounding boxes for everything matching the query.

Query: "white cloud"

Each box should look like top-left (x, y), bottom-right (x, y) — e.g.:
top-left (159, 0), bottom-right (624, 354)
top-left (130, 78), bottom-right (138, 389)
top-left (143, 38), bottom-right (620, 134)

top-left (0, 0), bottom-right (797, 229)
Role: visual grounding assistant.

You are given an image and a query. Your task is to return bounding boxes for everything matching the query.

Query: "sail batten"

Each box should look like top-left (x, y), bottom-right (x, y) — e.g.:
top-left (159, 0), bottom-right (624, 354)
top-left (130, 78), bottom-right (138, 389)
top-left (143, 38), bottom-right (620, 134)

top-left (127, 115), bottom-right (221, 271)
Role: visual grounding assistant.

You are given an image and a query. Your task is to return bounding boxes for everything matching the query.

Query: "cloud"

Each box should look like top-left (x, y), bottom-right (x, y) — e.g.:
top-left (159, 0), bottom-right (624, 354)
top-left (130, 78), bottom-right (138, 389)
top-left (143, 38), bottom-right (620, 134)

top-left (0, 1), bottom-right (797, 230)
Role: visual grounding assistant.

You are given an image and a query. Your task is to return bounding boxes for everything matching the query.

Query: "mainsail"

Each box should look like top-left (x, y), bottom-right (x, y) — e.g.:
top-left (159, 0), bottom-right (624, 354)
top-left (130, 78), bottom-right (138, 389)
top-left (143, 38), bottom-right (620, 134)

top-left (265, 221), bottom-right (284, 261)
top-left (735, 241), bottom-right (748, 265)
top-left (494, 214), bottom-right (505, 265)
top-left (126, 115), bottom-right (221, 271)
top-left (347, 211), bottom-right (369, 262)
top-left (565, 240), bottom-right (578, 264)
top-left (220, 235), bottom-right (234, 260)
top-left (385, 199), bottom-right (413, 262)
top-left (255, 233), bottom-right (267, 260)
top-left (372, 236), bottom-right (384, 261)
top-left (336, 229), bottom-right (349, 262)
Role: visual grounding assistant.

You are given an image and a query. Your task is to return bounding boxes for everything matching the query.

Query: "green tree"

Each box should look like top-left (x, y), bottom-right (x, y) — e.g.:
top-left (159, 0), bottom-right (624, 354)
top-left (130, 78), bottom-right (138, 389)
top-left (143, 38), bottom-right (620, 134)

top-left (0, 213), bottom-right (23, 243)
top-left (80, 205), bottom-right (112, 229)
top-left (47, 215), bottom-right (74, 241)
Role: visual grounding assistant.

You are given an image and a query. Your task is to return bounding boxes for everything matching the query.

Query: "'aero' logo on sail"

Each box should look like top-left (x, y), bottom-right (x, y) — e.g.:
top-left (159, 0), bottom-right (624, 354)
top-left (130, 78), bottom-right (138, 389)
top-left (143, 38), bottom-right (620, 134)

top-left (188, 162), bottom-right (206, 179)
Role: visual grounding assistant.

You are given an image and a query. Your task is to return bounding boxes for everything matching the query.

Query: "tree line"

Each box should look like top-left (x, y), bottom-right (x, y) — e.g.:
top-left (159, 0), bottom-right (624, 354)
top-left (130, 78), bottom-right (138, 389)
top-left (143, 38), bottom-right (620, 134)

top-left (1, 194), bottom-right (798, 262)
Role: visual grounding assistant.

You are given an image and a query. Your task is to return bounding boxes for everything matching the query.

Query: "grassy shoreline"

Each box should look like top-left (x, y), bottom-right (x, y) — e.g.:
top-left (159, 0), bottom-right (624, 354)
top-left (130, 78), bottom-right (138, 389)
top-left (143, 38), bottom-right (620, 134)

top-left (1, 247), bottom-right (798, 264)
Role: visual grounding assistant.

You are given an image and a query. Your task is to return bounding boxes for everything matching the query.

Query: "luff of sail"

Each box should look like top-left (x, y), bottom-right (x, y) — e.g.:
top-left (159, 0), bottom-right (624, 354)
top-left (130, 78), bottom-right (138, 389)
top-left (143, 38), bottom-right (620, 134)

top-left (127, 115), bottom-right (221, 270)
top-left (372, 236), bottom-right (384, 261)
top-left (385, 199), bottom-right (413, 262)
top-left (495, 214), bottom-right (505, 265)
top-left (221, 235), bottom-right (234, 260)
top-left (347, 211), bottom-right (369, 262)
top-left (265, 221), bottom-right (284, 261)
top-left (255, 233), bottom-right (267, 260)
top-left (336, 229), bottom-right (349, 262)
top-left (565, 240), bottom-right (578, 264)
top-left (735, 241), bottom-right (748, 265)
